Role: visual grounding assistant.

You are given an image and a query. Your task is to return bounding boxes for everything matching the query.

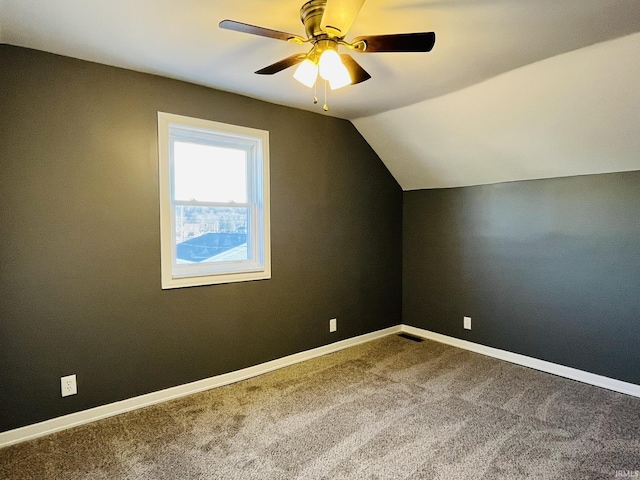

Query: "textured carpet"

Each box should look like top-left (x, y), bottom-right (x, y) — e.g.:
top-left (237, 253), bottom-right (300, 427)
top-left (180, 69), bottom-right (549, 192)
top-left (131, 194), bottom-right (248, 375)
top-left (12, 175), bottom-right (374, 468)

top-left (1, 335), bottom-right (639, 479)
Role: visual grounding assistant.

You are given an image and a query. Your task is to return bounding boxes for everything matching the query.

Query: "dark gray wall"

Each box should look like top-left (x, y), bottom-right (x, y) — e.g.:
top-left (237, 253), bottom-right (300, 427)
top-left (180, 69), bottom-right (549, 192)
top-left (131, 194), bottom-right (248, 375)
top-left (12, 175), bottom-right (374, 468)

top-left (404, 172), bottom-right (640, 384)
top-left (0, 45), bottom-right (403, 432)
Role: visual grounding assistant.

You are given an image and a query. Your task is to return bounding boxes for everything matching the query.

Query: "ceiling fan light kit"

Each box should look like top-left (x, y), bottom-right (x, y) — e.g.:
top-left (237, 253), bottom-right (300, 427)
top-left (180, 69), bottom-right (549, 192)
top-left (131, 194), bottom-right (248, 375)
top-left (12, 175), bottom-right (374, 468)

top-left (220, 0), bottom-right (436, 110)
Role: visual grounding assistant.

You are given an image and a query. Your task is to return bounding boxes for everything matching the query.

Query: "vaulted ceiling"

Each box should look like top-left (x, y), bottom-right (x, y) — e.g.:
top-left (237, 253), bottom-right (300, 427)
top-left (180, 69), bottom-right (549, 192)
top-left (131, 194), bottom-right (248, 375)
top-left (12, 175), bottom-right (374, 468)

top-left (2, 0), bottom-right (639, 189)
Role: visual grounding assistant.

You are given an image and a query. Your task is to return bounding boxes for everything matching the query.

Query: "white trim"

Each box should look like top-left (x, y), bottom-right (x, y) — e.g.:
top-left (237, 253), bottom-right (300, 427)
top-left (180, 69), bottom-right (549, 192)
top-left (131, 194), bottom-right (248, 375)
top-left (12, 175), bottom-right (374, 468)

top-left (157, 112), bottom-right (271, 289)
top-left (400, 325), bottom-right (640, 398)
top-left (3, 324), bottom-right (639, 448)
top-left (0, 326), bottom-right (401, 448)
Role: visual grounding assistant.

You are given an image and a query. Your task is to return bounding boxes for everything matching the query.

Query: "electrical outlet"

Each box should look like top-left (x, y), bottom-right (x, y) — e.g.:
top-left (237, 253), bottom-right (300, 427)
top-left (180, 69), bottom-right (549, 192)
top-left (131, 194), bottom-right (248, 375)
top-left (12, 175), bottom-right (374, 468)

top-left (329, 318), bottom-right (337, 333)
top-left (61, 374), bottom-right (77, 397)
top-left (464, 316), bottom-right (472, 330)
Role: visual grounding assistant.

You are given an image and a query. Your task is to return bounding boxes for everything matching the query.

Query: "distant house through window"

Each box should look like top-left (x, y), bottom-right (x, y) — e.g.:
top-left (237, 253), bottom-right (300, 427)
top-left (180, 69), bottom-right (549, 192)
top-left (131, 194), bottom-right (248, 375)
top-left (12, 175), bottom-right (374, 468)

top-left (158, 112), bottom-right (270, 288)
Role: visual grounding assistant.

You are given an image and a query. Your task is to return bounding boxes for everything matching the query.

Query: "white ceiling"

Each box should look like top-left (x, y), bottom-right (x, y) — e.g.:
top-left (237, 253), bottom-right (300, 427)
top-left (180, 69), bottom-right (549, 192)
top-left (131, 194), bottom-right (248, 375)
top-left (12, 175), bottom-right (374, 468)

top-left (2, 0), bottom-right (640, 189)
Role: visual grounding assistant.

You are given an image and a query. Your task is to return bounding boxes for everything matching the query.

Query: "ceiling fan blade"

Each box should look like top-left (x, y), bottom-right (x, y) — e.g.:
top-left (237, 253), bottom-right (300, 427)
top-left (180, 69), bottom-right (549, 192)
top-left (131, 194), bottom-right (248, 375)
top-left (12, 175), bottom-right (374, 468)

top-left (340, 54), bottom-right (371, 85)
top-left (321, 0), bottom-right (367, 37)
top-left (219, 20), bottom-right (305, 43)
top-left (255, 54), bottom-right (307, 75)
top-left (352, 32), bottom-right (436, 53)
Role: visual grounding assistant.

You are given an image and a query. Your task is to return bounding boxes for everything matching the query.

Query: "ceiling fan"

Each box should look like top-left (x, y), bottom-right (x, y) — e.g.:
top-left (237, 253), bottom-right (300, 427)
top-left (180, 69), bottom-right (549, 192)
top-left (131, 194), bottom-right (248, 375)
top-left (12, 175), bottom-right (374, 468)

top-left (219, 0), bottom-right (436, 110)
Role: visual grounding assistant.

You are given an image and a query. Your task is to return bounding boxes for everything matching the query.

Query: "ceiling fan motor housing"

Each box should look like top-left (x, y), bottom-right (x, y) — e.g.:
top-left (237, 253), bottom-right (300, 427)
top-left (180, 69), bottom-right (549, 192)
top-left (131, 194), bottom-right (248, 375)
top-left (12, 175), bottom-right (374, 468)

top-left (300, 0), bottom-right (327, 38)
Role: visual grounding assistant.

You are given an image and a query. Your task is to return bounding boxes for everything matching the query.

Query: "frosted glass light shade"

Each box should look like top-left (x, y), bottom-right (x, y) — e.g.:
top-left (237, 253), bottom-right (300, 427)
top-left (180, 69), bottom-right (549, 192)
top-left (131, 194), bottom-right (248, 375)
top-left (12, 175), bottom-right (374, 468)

top-left (329, 63), bottom-right (351, 90)
top-left (319, 49), bottom-right (352, 90)
top-left (293, 59), bottom-right (319, 87)
top-left (319, 49), bottom-right (342, 81)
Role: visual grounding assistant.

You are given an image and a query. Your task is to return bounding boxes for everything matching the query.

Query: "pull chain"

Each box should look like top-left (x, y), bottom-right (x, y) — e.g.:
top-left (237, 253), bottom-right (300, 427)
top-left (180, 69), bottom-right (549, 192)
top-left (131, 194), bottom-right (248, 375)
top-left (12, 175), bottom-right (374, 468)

top-left (323, 80), bottom-right (329, 111)
top-left (309, 79), bottom-right (328, 112)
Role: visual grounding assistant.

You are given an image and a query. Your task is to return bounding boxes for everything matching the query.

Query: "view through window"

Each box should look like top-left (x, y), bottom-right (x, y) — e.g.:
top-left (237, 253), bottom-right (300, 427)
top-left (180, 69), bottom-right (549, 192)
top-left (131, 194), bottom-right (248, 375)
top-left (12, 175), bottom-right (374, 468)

top-left (174, 142), bottom-right (249, 264)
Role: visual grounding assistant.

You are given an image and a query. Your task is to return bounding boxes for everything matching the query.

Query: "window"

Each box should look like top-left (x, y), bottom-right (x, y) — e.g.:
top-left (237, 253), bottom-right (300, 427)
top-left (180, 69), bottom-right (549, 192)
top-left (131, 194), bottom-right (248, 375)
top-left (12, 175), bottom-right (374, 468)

top-left (158, 112), bottom-right (270, 289)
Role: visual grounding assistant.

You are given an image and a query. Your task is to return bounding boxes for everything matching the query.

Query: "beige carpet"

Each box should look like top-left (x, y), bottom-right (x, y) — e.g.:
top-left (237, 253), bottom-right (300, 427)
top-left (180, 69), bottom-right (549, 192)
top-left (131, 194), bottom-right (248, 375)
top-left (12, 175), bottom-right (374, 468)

top-left (1, 334), bottom-right (639, 479)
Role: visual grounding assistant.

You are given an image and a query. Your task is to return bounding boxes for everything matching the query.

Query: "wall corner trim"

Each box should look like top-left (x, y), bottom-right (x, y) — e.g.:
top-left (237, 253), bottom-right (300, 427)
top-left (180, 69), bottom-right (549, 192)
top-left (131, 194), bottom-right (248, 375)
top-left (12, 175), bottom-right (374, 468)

top-left (3, 323), bottom-right (639, 448)
top-left (401, 325), bottom-right (640, 399)
top-left (0, 326), bottom-right (402, 448)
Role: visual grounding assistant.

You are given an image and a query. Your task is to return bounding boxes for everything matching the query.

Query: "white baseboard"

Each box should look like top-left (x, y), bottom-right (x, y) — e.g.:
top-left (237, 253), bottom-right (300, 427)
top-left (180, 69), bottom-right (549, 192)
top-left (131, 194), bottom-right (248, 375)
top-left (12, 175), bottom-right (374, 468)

top-left (3, 324), bottom-right (639, 448)
top-left (401, 325), bottom-right (640, 398)
top-left (0, 326), bottom-right (402, 448)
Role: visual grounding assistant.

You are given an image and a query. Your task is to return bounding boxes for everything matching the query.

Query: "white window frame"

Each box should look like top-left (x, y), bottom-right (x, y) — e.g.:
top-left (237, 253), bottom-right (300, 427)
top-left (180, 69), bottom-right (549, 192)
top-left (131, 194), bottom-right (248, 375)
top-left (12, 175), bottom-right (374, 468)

top-left (158, 112), bottom-right (270, 289)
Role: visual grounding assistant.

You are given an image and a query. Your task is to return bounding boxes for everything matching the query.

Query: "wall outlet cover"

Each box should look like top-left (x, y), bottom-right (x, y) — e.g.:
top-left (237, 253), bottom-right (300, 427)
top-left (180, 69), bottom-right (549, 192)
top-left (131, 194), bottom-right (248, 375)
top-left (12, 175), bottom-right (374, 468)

top-left (61, 374), bottom-right (77, 397)
top-left (329, 318), bottom-right (337, 332)
top-left (464, 316), bottom-right (472, 330)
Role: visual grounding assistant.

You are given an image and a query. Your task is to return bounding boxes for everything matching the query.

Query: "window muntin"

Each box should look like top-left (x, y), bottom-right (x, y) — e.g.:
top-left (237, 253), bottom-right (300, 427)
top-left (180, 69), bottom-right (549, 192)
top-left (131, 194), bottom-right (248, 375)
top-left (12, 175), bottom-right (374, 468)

top-left (158, 112), bottom-right (270, 289)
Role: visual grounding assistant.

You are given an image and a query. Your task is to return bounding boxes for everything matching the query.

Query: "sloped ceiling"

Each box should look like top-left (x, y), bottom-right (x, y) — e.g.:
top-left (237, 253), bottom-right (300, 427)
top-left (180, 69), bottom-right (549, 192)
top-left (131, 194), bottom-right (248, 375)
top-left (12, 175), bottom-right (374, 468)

top-left (1, 0), bottom-right (639, 189)
top-left (355, 33), bottom-right (640, 189)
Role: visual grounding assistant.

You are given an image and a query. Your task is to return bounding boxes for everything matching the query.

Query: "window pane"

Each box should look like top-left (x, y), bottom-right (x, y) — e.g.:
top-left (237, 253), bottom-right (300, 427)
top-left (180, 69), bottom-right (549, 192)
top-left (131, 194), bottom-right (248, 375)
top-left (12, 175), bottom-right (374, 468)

top-left (175, 206), bottom-right (249, 263)
top-left (173, 141), bottom-right (247, 203)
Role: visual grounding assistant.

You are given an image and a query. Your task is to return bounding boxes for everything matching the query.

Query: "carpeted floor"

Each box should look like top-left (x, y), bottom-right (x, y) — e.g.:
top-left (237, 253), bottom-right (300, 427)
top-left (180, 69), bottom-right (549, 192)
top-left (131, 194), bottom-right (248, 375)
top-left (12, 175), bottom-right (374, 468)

top-left (1, 334), bottom-right (639, 479)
